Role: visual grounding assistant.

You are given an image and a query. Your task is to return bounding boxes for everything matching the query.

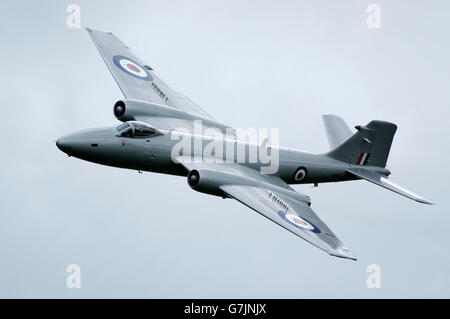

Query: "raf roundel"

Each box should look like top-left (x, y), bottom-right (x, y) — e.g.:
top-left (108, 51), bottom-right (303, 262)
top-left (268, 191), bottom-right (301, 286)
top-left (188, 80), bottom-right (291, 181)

top-left (112, 55), bottom-right (153, 81)
top-left (294, 166), bottom-right (308, 182)
top-left (277, 211), bottom-right (320, 233)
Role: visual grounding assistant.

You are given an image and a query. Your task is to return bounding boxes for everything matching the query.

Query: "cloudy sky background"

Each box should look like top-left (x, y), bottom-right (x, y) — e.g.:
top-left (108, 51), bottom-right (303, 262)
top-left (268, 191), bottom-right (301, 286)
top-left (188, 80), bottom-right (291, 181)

top-left (0, 0), bottom-right (449, 298)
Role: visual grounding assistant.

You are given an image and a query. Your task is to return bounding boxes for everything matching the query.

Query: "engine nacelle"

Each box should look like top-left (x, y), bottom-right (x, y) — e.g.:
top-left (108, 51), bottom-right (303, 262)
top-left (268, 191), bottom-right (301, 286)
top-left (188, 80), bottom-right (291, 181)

top-left (113, 99), bottom-right (232, 134)
top-left (113, 99), bottom-right (162, 122)
top-left (187, 168), bottom-right (312, 205)
top-left (187, 169), bottom-right (254, 197)
top-left (187, 169), bottom-right (229, 197)
top-left (114, 99), bottom-right (208, 122)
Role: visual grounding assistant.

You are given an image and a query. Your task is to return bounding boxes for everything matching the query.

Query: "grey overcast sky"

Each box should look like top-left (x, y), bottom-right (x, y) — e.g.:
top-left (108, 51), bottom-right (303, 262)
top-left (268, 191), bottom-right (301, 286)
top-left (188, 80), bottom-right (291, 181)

top-left (0, 0), bottom-right (449, 298)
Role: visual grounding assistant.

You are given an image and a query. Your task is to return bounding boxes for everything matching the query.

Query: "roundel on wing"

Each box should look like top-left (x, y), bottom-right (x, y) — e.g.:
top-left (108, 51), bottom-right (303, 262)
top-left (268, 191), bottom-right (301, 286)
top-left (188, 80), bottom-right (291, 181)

top-left (294, 166), bottom-right (308, 182)
top-left (112, 55), bottom-right (153, 81)
top-left (277, 210), bottom-right (320, 233)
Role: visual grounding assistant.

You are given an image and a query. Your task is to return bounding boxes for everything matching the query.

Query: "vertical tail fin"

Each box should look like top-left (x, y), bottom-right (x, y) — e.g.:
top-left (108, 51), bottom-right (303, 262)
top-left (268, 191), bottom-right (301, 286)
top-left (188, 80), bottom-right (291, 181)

top-left (324, 115), bottom-right (397, 168)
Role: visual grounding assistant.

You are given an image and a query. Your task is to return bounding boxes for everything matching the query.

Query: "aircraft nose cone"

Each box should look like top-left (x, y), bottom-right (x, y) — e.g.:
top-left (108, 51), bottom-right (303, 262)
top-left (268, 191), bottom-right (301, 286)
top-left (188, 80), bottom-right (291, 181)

top-left (56, 137), bottom-right (72, 155)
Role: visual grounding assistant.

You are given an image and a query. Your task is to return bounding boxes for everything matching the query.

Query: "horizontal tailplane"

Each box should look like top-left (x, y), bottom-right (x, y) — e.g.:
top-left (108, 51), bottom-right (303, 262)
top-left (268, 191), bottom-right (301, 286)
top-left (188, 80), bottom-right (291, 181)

top-left (346, 167), bottom-right (434, 204)
top-left (322, 114), bottom-right (353, 150)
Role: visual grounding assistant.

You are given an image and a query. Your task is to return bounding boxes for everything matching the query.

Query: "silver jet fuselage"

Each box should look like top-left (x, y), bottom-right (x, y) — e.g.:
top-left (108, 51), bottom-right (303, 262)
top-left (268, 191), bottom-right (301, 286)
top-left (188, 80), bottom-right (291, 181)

top-left (56, 125), bottom-right (357, 187)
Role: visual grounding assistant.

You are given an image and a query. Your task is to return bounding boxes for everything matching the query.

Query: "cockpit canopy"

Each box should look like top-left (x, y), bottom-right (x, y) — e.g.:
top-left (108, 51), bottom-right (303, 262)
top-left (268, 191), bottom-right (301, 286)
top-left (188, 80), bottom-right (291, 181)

top-left (115, 121), bottom-right (160, 138)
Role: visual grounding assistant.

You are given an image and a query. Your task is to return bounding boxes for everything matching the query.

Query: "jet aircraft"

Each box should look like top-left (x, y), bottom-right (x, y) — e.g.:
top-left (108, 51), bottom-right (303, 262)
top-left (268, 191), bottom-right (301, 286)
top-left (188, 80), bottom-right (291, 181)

top-left (56, 28), bottom-right (433, 260)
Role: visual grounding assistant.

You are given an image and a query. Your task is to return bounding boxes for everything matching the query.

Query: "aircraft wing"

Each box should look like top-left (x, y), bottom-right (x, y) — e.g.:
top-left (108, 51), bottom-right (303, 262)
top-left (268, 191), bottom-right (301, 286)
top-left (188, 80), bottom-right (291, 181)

top-left (86, 28), bottom-right (216, 122)
top-left (179, 161), bottom-right (357, 260)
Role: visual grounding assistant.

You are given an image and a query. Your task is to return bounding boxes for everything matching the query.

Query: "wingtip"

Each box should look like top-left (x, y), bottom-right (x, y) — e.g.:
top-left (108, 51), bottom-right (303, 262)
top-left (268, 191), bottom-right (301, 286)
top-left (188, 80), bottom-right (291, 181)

top-left (417, 198), bottom-right (435, 205)
top-left (85, 27), bottom-right (109, 34)
top-left (329, 253), bottom-right (357, 261)
top-left (328, 248), bottom-right (357, 261)
top-left (412, 194), bottom-right (435, 205)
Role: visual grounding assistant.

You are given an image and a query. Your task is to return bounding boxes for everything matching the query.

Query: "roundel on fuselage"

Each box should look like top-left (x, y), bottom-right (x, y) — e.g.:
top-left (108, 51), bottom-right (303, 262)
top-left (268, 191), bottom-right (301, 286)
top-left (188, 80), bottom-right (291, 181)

top-left (294, 166), bottom-right (308, 182)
